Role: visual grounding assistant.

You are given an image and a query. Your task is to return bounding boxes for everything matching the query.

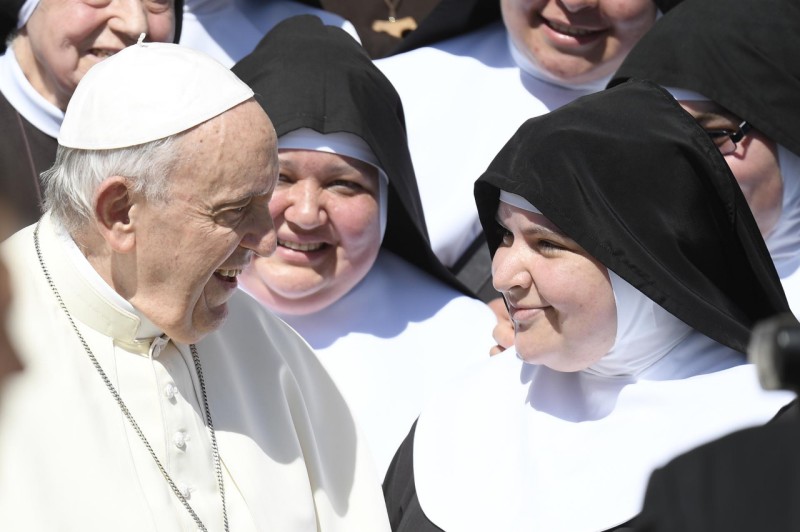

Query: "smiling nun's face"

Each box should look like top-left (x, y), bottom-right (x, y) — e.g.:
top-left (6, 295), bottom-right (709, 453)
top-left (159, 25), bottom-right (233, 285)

top-left (15, 0), bottom-right (175, 110)
top-left (241, 149), bottom-right (382, 316)
top-left (492, 201), bottom-right (617, 371)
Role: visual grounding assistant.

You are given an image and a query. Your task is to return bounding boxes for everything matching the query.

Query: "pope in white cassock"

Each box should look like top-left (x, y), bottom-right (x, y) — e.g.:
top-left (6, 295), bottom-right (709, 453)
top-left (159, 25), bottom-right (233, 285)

top-left (0, 40), bottom-right (391, 532)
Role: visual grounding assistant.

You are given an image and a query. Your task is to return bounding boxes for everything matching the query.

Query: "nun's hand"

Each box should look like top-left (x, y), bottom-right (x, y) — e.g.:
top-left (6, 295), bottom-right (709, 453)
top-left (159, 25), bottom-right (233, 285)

top-left (488, 297), bottom-right (514, 356)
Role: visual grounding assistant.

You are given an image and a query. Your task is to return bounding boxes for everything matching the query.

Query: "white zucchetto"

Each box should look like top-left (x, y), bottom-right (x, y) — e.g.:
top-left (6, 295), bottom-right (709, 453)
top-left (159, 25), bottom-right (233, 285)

top-left (58, 41), bottom-right (254, 150)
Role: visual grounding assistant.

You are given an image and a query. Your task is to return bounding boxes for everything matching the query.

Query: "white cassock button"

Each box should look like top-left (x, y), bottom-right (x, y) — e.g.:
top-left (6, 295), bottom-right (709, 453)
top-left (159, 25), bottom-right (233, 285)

top-left (179, 484), bottom-right (192, 500)
top-left (164, 383), bottom-right (177, 400)
top-left (173, 431), bottom-right (187, 449)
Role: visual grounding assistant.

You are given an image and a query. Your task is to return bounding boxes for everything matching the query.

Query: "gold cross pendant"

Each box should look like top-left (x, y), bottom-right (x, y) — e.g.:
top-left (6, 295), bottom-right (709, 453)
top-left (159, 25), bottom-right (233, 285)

top-left (371, 16), bottom-right (418, 38)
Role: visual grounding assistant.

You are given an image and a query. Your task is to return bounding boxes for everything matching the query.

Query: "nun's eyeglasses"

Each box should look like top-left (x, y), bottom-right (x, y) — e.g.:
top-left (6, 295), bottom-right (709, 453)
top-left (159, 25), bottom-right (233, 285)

top-left (705, 120), bottom-right (751, 155)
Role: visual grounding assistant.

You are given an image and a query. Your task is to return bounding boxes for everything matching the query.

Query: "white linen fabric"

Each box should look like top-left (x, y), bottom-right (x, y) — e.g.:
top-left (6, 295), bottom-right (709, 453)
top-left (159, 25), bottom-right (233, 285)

top-left (265, 249), bottom-right (495, 475)
top-left (412, 339), bottom-right (794, 532)
top-left (375, 22), bottom-right (596, 267)
top-left (0, 46), bottom-right (62, 138)
top-left (587, 271), bottom-right (691, 378)
top-left (0, 213), bottom-right (391, 532)
top-left (179, 0), bottom-right (360, 67)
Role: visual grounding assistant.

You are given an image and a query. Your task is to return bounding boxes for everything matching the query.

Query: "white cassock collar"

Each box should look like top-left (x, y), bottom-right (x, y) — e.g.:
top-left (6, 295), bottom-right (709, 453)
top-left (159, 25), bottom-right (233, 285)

top-left (0, 46), bottom-right (63, 138)
top-left (41, 213), bottom-right (165, 353)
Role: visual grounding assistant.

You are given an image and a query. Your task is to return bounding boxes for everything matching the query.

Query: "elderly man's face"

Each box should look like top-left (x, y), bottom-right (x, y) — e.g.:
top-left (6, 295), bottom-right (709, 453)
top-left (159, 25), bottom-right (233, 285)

top-left (16, 0), bottom-right (175, 110)
top-left (126, 101), bottom-right (278, 344)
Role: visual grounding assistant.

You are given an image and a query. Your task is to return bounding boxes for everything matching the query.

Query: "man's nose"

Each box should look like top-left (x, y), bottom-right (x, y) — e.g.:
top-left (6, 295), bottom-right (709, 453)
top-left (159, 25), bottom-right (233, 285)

top-left (241, 201), bottom-right (277, 258)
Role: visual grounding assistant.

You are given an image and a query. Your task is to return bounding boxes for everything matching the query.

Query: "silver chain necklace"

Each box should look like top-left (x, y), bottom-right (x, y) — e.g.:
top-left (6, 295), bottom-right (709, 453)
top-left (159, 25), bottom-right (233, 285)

top-left (34, 222), bottom-right (229, 532)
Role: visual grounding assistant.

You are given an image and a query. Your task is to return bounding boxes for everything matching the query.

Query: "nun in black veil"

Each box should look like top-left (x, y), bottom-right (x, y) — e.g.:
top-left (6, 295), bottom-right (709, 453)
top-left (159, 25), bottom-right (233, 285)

top-left (610, 0), bottom-right (800, 319)
top-left (232, 15), bottom-right (494, 477)
top-left (382, 80), bottom-right (795, 532)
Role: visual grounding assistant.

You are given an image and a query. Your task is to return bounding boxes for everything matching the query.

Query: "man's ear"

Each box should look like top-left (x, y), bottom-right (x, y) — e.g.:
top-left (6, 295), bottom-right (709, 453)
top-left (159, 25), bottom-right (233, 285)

top-left (93, 176), bottom-right (136, 253)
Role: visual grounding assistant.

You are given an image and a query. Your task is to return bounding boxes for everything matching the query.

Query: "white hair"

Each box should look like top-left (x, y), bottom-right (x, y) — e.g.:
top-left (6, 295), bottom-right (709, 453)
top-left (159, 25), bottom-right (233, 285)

top-left (42, 134), bottom-right (185, 233)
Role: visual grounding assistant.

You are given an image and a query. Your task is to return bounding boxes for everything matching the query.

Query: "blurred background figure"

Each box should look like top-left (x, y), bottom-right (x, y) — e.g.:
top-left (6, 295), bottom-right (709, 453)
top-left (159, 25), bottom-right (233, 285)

top-left (0, 0), bottom-right (180, 231)
top-left (0, 195), bottom-right (21, 389)
top-left (0, 0), bottom-right (22, 54)
top-left (611, 0), bottom-right (800, 317)
top-left (233, 15), bottom-right (495, 475)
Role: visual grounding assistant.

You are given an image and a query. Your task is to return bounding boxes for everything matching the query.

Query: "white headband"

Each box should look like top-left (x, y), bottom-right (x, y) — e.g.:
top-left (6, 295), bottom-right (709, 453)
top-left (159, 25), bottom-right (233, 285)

top-left (17, 0), bottom-right (39, 28)
top-left (278, 128), bottom-right (389, 240)
top-left (664, 86), bottom-right (710, 102)
top-left (499, 190), bottom-right (542, 214)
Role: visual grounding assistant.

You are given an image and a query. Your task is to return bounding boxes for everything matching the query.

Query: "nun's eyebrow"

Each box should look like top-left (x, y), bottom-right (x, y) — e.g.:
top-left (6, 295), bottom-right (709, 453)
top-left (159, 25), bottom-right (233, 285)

top-left (686, 106), bottom-right (741, 125)
top-left (521, 225), bottom-right (565, 240)
top-left (494, 215), bottom-right (565, 240)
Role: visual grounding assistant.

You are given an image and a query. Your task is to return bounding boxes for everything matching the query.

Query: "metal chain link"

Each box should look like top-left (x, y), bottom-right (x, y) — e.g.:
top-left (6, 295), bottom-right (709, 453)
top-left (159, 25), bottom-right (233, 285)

top-left (34, 222), bottom-right (229, 532)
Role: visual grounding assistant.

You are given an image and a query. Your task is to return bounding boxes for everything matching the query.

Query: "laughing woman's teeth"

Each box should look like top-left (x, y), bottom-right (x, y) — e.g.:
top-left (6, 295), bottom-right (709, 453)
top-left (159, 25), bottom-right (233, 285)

top-left (548, 21), bottom-right (596, 36)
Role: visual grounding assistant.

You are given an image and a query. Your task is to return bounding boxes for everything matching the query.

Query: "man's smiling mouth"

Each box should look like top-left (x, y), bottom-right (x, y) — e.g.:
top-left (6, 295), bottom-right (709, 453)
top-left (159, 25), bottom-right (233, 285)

top-left (215, 269), bottom-right (242, 280)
